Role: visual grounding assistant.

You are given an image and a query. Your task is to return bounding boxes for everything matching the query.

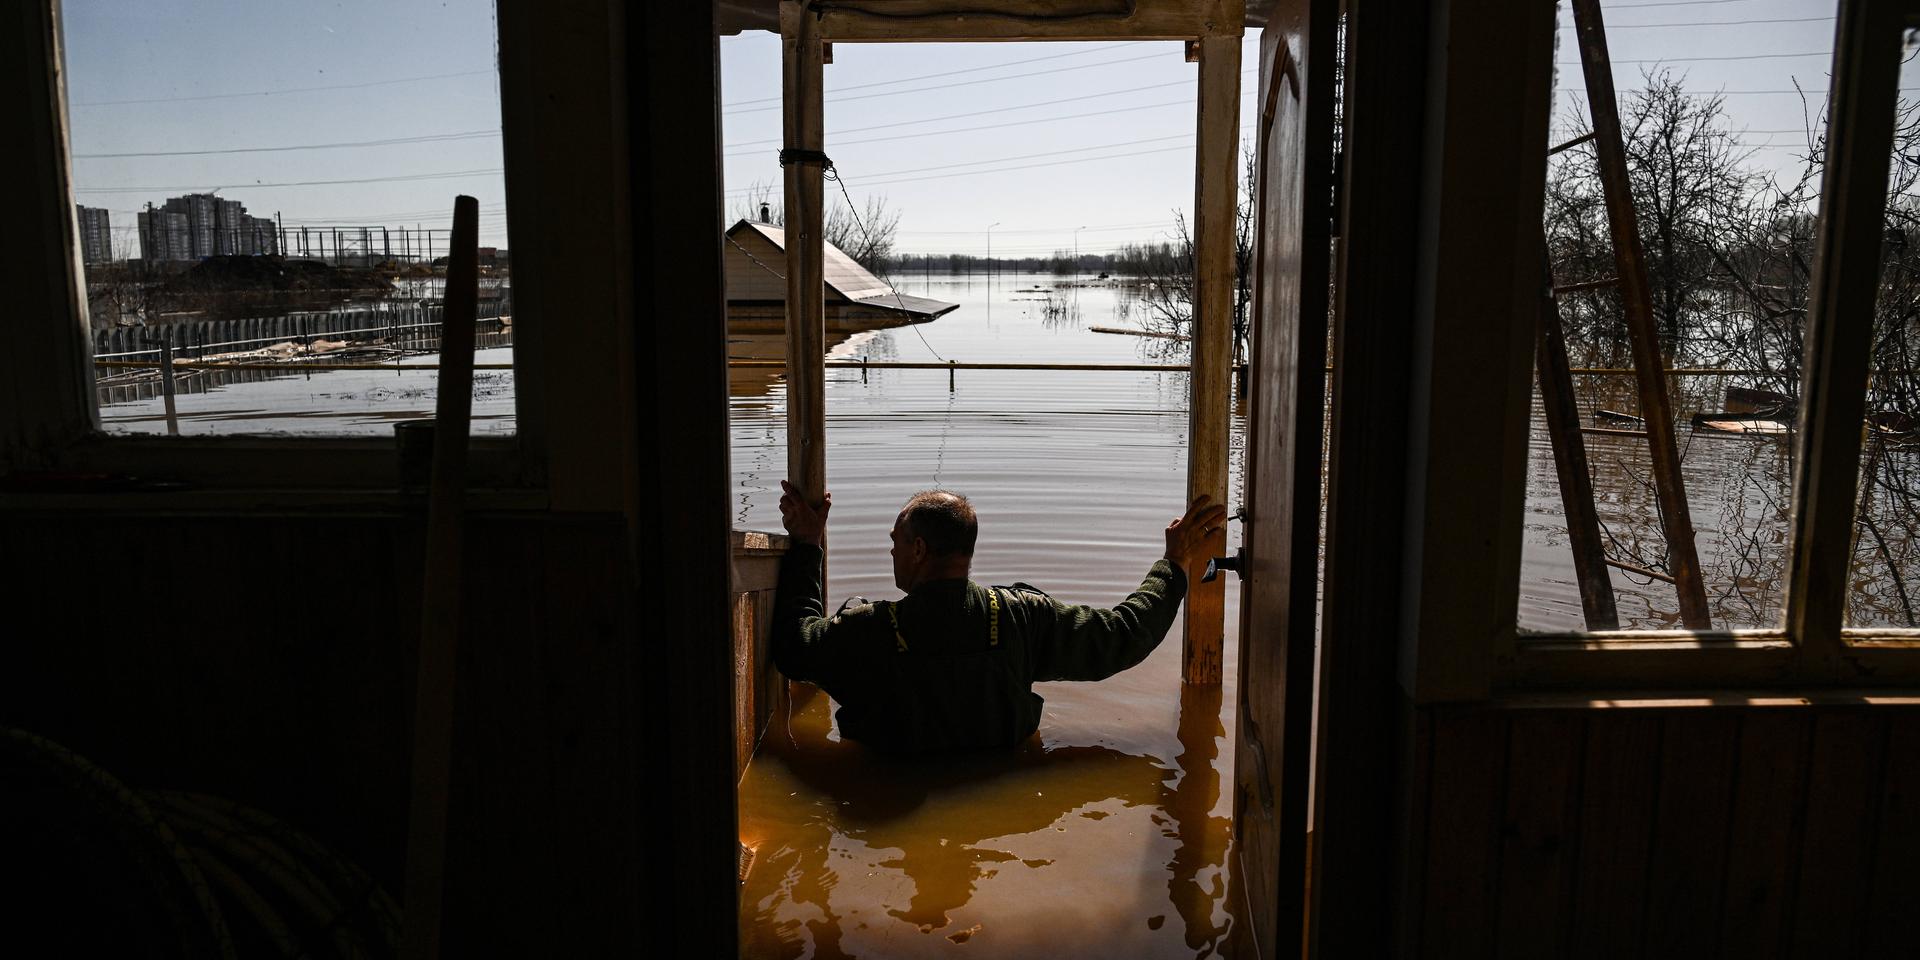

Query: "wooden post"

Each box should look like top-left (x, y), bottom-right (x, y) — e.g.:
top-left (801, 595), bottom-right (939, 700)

top-left (399, 195), bottom-right (480, 960)
top-left (781, 1), bottom-right (828, 566)
top-left (142, 336), bottom-right (179, 436)
top-left (1568, 0), bottom-right (1712, 629)
top-left (1184, 33), bottom-right (1241, 684)
top-left (1537, 250), bottom-right (1619, 630)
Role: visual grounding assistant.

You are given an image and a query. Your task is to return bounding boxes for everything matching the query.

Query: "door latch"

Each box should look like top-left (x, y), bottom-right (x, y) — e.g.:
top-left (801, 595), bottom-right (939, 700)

top-left (1202, 547), bottom-right (1247, 583)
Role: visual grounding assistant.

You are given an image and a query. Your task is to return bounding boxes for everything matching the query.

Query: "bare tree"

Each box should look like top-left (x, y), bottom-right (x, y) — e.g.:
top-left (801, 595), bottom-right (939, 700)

top-left (1132, 146), bottom-right (1258, 362)
top-left (729, 179), bottom-right (901, 272)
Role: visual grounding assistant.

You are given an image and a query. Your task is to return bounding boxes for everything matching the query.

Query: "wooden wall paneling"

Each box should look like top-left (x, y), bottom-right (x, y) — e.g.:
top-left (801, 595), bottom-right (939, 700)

top-left (542, 516), bottom-right (637, 946)
top-left (443, 517), bottom-right (559, 953)
top-left (1865, 711), bottom-right (1920, 955)
top-left (1789, 711), bottom-right (1891, 955)
top-left (1566, 713), bottom-right (1658, 959)
top-left (1417, 712), bottom-right (1510, 958)
top-left (1640, 713), bottom-right (1740, 956)
top-left (0, 0), bottom-right (98, 464)
top-left (1718, 711), bottom-right (1814, 954)
top-left (1393, 706), bottom-right (1435, 958)
top-left (1492, 712), bottom-right (1585, 958)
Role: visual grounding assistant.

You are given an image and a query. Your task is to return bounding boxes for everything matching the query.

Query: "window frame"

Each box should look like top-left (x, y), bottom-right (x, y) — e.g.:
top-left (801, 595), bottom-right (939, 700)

top-left (1490, 0), bottom-right (1920, 695)
top-left (2, 0), bottom-right (633, 514)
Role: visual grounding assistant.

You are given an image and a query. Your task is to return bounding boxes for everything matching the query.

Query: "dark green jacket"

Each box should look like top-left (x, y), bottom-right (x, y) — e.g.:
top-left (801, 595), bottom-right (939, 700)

top-left (772, 541), bottom-right (1188, 755)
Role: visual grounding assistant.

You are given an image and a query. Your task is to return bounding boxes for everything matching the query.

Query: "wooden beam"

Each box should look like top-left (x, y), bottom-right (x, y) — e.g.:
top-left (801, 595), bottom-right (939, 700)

top-left (0, 0), bottom-right (97, 468)
top-left (815, 0), bottom-right (1240, 42)
top-left (399, 195), bottom-right (480, 960)
top-left (1536, 250), bottom-right (1620, 630)
top-left (1786, 0), bottom-right (1904, 671)
top-left (781, 2), bottom-right (830, 550)
top-left (1183, 28), bottom-right (1243, 685)
top-left (1568, 0), bottom-right (1712, 629)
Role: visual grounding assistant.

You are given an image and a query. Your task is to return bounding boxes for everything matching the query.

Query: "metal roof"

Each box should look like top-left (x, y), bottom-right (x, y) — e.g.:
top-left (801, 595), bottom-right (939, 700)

top-left (726, 220), bottom-right (958, 318)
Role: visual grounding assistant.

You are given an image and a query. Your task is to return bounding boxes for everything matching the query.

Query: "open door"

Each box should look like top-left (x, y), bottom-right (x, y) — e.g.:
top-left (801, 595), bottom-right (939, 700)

top-left (1232, 1), bottom-right (1338, 955)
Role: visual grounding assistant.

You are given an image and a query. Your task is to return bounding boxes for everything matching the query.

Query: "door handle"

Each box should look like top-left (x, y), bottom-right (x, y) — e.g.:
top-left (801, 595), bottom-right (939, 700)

top-left (1202, 547), bottom-right (1247, 583)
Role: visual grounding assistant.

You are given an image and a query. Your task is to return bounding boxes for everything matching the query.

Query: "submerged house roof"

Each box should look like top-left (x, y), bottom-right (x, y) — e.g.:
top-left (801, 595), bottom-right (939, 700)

top-left (724, 219), bottom-right (958, 321)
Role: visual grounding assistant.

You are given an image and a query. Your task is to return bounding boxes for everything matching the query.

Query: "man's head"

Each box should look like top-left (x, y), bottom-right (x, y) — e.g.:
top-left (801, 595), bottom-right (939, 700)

top-left (890, 490), bottom-right (977, 590)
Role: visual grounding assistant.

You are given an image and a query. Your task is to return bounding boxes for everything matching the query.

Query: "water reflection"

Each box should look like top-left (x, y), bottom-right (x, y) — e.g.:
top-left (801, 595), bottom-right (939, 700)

top-left (741, 677), bottom-right (1237, 958)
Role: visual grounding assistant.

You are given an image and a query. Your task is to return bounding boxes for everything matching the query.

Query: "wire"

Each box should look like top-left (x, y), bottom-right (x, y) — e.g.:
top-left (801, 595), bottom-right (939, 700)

top-left (1557, 15), bottom-right (1833, 29)
top-left (724, 41), bottom-right (1150, 105)
top-left (75, 130), bottom-right (502, 160)
top-left (74, 168), bottom-right (505, 194)
top-left (730, 123), bottom-right (1253, 196)
top-left (1558, 50), bottom-right (1832, 64)
top-left (814, 156), bottom-right (948, 362)
top-left (71, 69), bottom-right (495, 107)
top-left (728, 77), bottom-right (1236, 144)
top-left (724, 49), bottom-right (1176, 115)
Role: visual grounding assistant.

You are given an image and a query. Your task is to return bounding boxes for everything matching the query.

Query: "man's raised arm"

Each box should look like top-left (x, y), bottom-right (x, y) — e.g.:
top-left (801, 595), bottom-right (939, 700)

top-left (1026, 496), bottom-right (1228, 682)
top-left (771, 480), bottom-right (835, 682)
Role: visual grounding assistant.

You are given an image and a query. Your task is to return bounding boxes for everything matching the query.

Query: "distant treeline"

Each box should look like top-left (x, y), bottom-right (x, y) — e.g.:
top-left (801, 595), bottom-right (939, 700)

top-left (891, 241), bottom-right (1184, 277)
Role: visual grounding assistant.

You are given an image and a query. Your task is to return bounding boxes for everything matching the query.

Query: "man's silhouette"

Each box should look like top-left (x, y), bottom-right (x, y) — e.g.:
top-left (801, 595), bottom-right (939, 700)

top-left (772, 483), bottom-right (1227, 755)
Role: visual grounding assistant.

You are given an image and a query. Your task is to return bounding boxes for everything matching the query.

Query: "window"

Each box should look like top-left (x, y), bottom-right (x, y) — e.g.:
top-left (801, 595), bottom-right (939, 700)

top-left (1501, 0), bottom-right (1920, 693)
top-left (61, 0), bottom-right (515, 437)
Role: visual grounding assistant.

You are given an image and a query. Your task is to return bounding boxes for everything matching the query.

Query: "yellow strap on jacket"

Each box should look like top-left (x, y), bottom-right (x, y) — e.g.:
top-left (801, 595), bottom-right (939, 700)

top-left (886, 589), bottom-right (1001, 653)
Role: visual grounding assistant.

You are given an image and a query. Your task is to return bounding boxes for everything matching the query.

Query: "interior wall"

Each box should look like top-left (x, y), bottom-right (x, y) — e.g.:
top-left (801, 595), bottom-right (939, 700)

top-left (1402, 702), bottom-right (1920, 958)
top-left (0, 510), bottom-right (644, 953)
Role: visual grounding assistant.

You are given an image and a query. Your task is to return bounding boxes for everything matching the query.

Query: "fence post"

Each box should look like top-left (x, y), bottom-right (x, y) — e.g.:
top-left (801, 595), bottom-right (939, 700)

top-left (142, 336), bottom-right (179, 436)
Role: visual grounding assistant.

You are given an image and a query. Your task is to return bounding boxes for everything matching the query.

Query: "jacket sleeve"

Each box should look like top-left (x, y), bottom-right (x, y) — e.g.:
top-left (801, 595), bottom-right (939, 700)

top-left (1025, 559), bottom-right (1189, 682)
top-left (771, 541), bottom-right (863, 684)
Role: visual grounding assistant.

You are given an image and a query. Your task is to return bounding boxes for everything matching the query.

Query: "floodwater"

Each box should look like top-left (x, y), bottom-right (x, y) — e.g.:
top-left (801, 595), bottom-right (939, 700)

top-left (97, 345), bottom-right (518, 436)
top-left (729, 273), bottom-right (1246, 958)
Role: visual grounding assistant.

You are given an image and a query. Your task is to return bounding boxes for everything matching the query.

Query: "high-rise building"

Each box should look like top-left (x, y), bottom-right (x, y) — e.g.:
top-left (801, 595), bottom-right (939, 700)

top-left (139, 194), bottom-right (278, 260)
top-left (75, 205), bottom-right (112, 264)
top-left (138, 204), bottom-right (192, 262)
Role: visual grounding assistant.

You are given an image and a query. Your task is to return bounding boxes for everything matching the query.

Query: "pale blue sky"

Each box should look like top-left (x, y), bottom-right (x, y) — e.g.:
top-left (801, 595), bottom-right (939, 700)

top-left (60, 0), bottom-right (1863, 261)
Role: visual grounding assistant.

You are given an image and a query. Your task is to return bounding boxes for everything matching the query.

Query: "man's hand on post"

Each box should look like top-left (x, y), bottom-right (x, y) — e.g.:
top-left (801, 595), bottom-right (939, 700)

top-left (779, 480), bottom-right (832, 547)
top-left (1164, 495), bottom-right (1229, 571)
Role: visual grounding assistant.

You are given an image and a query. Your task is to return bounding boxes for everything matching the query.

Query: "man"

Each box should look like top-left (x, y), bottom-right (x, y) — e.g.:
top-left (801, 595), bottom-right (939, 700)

top-left (772, 481), bottom-right (1229, 755)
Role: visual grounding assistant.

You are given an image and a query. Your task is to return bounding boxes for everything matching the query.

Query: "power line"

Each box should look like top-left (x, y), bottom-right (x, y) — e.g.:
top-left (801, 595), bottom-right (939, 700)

top-left (75, 129), bottom-right (501, 160)
top-left (1557, 15), bottom-right (1833, 28)
top-left (73, 167), bottom-right (505, 194)
top-left (729, 77), bottom-right (1229, 143)
top-left (1561, 86), bottom-right (1920, 95)
top-left (1558, 50), bottom-right (1832, 64)
top-left (725, 95), bottom-right (1261, 156)
top-left (1609, 0), bottom-right (1777, 7)
top-left (71, 69), bottom-right (495, 107)
top-left (724, 50), bottom-right (1178, 115)
top-left (724, 41), bottom-right (1149, 105)
top-left (727, 126), bottom-right (1251, 196)
top-left (898, 220), bottom-right (1176, 235)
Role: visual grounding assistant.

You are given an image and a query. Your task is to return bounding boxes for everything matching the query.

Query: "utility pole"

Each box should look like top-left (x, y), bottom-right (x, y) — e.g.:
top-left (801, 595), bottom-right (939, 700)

top-left (987, 222), bottom-right (1000, 285)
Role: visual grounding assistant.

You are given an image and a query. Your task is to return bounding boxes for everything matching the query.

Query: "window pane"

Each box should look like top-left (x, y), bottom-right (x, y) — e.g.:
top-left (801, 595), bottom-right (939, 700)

top-left (64, 0), bottom-right (513, 435)
top-left (1519, 0), bottom-right (1834, 631)
top-left (1846, 29), bottom-right (1920, 629)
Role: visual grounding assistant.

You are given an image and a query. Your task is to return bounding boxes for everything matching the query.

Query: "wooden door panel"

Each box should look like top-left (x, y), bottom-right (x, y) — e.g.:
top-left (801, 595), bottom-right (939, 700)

top-left (1232, 1), bottom-right (1337, 955)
